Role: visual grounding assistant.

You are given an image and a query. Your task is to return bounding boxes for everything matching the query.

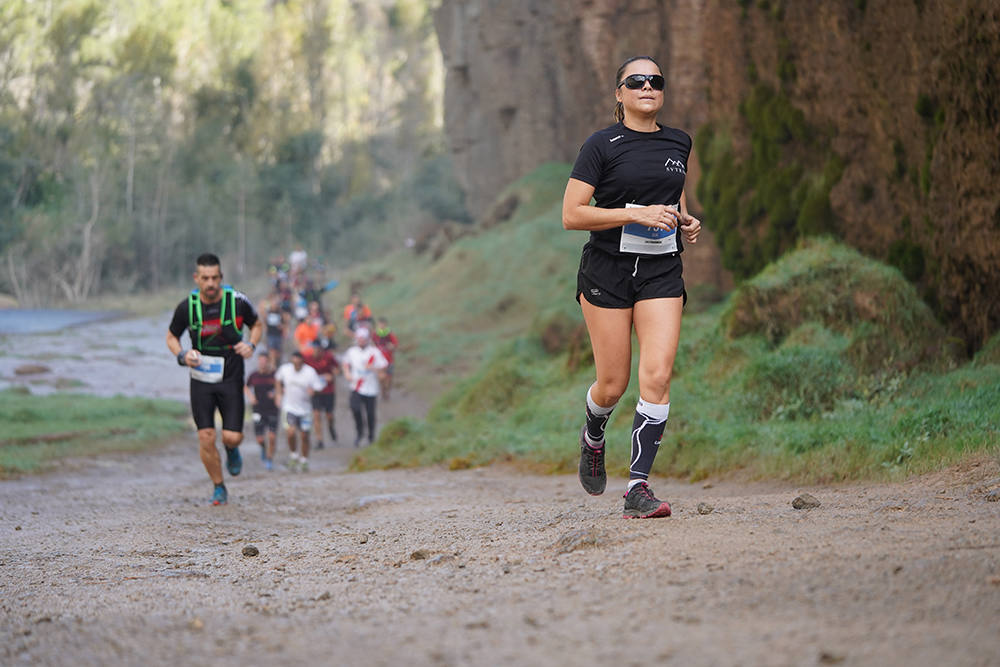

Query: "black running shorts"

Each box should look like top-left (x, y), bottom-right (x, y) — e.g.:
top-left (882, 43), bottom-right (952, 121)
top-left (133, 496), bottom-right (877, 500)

top-left (189, 378), bottom-right (245, 431)
top-left (311, 392), bottom-right (334, 413)
top-left (576, 242), bottom-right (685, 309)
top-left (253, 412), bottom-right (279, 436)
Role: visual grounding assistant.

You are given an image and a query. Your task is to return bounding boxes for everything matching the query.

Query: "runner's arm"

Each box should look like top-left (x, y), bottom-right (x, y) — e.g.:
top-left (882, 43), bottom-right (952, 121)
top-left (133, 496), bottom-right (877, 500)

top-left (561, 177), bottom-right (681, 232)
top-left (234, 318), bottom-right (264, 359)
top-left (678, 188), bottom-right (702, 244)
top-left (165, 330), bottom-right (200, 367)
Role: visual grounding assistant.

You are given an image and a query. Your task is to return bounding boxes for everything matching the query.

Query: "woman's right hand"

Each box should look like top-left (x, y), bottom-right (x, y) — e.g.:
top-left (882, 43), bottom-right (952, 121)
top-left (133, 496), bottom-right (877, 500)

top-left (631, 204), bottom-right (682, 231)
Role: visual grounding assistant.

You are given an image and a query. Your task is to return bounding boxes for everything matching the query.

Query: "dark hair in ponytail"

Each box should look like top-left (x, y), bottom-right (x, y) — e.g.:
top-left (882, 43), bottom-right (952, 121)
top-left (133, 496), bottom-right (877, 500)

top-left (613, 55), bottom-right (661, 122)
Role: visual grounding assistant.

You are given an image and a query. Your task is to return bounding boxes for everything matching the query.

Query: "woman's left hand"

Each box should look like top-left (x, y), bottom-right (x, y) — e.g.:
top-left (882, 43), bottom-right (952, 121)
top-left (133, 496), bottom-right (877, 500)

top-left (680, 213), bottom-right (701, 244)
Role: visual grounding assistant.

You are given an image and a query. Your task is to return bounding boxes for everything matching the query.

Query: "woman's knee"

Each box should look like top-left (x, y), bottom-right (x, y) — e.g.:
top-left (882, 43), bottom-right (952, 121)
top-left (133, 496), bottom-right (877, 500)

top-left (592, 377), bottom-right (629, 405)
top-left (638, 365), bottom-right (673, 394)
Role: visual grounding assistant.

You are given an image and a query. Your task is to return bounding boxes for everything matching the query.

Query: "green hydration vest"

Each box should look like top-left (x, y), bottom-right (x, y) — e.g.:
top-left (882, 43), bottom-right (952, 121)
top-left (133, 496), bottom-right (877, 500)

top-left (188, 285), bottom-right (241, 353)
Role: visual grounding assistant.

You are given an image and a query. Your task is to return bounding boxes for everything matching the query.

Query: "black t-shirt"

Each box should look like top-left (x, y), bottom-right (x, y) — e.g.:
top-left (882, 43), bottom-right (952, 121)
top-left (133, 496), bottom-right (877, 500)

top-left (246, 370), bottom-right (278, 415)
top-left (169, 289), bottom-right (259, 383)
top-left (569, 122), bottom-right (692, 256)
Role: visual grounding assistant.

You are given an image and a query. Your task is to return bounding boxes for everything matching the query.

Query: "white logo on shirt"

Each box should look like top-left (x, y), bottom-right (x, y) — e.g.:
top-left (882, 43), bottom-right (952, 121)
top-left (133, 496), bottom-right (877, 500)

top-left (609, 135), bottom-right (624, 143)
top-left (664, 158), bottom-right (686, 174)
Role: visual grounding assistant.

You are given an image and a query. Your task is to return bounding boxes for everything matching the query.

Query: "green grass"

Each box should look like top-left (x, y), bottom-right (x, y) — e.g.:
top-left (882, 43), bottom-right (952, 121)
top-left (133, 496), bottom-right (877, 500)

top-left (343, 165), bottom-right (1000, 482)
top-left (0, 388), bottom-right (189, 476)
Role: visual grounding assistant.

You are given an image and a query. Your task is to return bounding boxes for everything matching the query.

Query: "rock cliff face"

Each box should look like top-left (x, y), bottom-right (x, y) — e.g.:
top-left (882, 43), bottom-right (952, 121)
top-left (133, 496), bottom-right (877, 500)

top-left (434, 0), bottom-right (999, 347)
top-left (433, 0), bottom-right (723, 286)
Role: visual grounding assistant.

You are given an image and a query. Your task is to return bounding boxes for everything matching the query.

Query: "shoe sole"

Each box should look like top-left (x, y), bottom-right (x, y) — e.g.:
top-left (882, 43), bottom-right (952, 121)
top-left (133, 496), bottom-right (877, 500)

top-left (623, 501), bottom-right (671, 519)
top-left (578, 427), bottom-right (606, 496)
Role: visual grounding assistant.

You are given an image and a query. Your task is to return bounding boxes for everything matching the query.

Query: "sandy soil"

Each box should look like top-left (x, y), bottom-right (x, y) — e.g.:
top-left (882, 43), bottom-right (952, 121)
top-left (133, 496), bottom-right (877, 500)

top-left (2, 434), bottom-right (999, 667)
top-left (2, 314), bottom-right (999, 665)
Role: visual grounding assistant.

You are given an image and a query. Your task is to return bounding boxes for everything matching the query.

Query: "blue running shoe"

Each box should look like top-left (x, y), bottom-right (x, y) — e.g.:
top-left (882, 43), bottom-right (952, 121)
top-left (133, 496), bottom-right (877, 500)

top-left (225, 446), bottom-right (242, 476)
top-left (212, 483), bottom-right (228, 506)
top-left (264, 458), bottom-right (273, 472)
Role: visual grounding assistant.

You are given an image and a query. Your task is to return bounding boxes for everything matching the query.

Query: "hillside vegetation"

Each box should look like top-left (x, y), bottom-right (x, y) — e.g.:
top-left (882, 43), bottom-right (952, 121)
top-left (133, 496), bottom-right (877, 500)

top-left (0, 0), bottom-right (459, 305)
top-left (346, 164), bottom-right (999, 482)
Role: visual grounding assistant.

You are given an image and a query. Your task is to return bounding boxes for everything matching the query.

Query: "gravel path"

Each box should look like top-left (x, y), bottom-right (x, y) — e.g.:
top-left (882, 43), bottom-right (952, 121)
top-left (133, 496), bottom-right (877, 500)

top-left (2, 436), bottom-right (999, 666)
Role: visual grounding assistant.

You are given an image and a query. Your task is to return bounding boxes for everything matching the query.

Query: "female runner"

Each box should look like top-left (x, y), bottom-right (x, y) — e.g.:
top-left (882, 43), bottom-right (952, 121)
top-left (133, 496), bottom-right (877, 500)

top-left (562, 55), bottom-right (702, 518)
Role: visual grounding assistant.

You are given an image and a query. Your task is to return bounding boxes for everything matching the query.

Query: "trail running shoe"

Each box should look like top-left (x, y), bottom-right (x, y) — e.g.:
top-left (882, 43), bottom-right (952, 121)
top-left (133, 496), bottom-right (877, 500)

top-left (300, 459), bottom-right (309, 473)
top-left (623, 481), bottom-right (671, 519)
top-left (225, 446), bottom-right (242, 476)
top-left (263, 458), bottom-right (273, 472)
top-left (212, 483), bottom-right (228, 506)
top-left (578, 426), bottom-right (606, 496)
top-left (316, 440), bottom-right (325, 450)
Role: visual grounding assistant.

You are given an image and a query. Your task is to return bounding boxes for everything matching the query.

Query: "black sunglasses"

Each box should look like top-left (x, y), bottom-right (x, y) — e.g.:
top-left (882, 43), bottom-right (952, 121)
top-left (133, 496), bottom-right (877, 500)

top-left (618, 73), bottom-right (665, 91)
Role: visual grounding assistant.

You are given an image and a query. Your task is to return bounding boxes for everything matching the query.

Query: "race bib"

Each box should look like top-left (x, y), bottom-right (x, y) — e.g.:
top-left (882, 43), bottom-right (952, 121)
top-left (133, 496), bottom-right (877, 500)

top-left (620, 203), bottom-right (679, 255)
top-left (190, 355), bottom-right (225, 384)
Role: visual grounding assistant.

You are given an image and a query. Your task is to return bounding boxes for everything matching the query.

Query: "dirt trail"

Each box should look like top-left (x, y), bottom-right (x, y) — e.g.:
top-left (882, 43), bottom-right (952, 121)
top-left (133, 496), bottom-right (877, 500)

top-left (2, 434), bottom-right (999, 666)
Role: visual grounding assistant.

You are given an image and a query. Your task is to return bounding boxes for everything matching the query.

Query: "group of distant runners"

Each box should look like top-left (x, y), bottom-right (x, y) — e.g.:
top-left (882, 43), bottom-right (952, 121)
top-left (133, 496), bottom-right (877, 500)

top-left (168, 54), bottom-right (702, 518)
top-left (167, 252), bottom-right (396, 505)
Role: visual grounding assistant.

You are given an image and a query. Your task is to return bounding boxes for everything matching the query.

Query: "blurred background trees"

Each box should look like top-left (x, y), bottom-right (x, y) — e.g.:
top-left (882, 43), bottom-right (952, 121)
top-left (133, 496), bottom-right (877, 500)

top-left (0, 0), bottom-right (465, 304)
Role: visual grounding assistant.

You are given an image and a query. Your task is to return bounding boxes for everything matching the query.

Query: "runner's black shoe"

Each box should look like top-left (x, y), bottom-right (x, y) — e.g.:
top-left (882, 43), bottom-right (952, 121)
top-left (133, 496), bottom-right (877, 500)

top-left (225, 446), bottom-right (242, 476)
top-left (578, 426), bottom-right (606, 495)
top-left (623, 481), bottom-right (671, 518)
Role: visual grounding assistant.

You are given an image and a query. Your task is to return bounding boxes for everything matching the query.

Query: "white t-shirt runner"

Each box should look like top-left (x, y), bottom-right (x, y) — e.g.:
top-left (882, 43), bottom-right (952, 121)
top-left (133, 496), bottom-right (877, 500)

top-left (275, 362), bottom-right (325, 416)
top-left (342, 344), bottom-right (388, 397)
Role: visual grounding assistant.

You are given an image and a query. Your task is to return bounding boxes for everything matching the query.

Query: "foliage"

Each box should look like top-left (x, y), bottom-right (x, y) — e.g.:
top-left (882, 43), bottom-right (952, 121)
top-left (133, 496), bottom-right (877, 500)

top-left (0, 0), bottom-right (458, 304)
top-left (0, 388), bottom-right (188, 475)
top-left (349, 170), bottom-right (996, 482)
top-left (696, 84), bottom-right (844, 280)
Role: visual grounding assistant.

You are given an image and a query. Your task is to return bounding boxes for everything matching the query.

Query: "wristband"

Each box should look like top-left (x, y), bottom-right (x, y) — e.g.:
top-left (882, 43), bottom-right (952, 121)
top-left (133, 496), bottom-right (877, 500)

top-left (176, 350), bottom-right (188, 366)
top-left (250, 342), bottom-right (257, 351)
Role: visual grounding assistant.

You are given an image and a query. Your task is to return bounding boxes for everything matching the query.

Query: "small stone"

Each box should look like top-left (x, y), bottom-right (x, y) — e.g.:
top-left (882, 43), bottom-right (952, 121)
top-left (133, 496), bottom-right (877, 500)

top-left (818, 650), bottom-right (845, 664)
top-left (985, 489), bottom-right (1000, 502)
top-left (316, 591), bottom-right (332, 601)
top-left (242, 545), bottom-right (259, 557)
top-left (410, 549), bottom-right (429, 560)
top-left (359, 534), bottom-right (369, 544)
top-left (14, 526), bottom-right (21, 531)
top-left (429, 554), bottom-right (454, 565)
top-left (14, 364), bottom-right (50, 376)
top-left (189, 617), bottom-right (204, 631)
top-left (696, 502), bottom-right (714, 515)
top-left (792, 493), bottom-right (821, 510)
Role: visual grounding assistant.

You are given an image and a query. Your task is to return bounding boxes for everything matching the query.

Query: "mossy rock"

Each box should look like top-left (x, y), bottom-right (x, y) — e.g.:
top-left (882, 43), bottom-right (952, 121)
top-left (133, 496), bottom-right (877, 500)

top-left (722, 238), bottom-right (961, 374)
top-left (974, 331), bottom-right (1000, 365)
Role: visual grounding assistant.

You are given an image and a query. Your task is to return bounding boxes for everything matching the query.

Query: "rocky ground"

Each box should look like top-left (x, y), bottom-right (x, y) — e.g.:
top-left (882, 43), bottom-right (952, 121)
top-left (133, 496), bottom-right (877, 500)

top-left (2, 436), bottom-right (999, 667)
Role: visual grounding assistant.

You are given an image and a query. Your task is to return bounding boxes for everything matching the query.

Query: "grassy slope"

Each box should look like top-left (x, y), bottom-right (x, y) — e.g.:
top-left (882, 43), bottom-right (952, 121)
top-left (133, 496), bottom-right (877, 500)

top-left (0, 388), bottom-right (189, 476)
top-left (333, 163), bottom-right (998, 482)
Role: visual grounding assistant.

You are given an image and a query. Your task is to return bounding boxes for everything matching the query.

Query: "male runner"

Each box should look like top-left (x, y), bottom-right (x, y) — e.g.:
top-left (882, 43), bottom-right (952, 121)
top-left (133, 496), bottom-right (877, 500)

top-left (304, 338), bottom-right (339, 448)
top-left (342, 327), bottom-right (388, 447)
top-left (245, 352), bottom-right (279, 470)
top-left (166, 253), bottom-right (262, 505)
top-left (275, 350), bottom-right (325, 472)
